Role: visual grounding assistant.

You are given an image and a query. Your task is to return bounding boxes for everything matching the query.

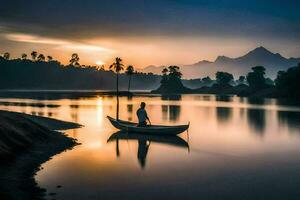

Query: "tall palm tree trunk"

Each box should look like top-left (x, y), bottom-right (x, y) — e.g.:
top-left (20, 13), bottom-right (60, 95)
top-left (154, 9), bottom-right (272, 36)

top-left (116, 73), bottom-right (119, 120)
top-left (128, 75), bottom-right (132, 92)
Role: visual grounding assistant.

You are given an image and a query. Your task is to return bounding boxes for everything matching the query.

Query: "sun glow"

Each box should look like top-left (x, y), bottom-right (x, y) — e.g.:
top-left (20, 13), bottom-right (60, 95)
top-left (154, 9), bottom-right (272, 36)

top-left (96, 97), bottom-right (104, 125)
top-left (96, 60), bottom-right (105, 65)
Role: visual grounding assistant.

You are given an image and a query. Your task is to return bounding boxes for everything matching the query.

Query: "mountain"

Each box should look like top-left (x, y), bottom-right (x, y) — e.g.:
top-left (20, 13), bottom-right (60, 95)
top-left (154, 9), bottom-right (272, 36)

top-left (141, 46), bottom-right (300, 79)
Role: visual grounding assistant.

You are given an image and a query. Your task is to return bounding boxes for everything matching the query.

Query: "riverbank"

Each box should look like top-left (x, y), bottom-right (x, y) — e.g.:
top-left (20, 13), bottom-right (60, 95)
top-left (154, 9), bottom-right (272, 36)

top-left (0, 110), bottom-right (81, 200)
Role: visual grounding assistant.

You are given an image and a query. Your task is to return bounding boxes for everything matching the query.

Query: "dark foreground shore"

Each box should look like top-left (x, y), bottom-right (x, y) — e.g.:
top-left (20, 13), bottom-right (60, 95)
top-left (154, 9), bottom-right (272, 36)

top-left (0, 110), bottom-right (81, 200)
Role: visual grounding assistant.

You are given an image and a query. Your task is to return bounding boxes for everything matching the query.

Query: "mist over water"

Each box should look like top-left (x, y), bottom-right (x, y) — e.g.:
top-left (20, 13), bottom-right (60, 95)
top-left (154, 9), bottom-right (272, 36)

top-left (1, 94), bottom-right (300, 200)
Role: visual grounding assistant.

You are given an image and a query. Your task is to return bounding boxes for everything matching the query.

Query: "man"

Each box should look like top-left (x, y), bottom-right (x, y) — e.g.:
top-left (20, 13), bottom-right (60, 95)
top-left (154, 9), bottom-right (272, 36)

top-left (136, 102), bottom-right (151, 126)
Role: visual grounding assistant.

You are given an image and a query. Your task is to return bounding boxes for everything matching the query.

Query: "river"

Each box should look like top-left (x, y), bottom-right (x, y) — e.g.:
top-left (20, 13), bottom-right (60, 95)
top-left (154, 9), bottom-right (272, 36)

top-left (1, 93), bottom-right (300, 200)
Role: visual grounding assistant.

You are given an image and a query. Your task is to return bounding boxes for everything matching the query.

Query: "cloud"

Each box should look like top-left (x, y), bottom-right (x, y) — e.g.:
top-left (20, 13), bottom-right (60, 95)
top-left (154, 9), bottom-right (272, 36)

top-left (4, 33), bottom-right (114, 53)
top-left (0, 0), bottom-right (299, 41)
top-left (5, 33), bottom-right (66, 45)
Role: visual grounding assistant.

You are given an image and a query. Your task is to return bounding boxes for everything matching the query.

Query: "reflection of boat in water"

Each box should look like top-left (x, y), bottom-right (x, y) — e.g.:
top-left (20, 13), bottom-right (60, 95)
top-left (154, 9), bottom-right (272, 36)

top-left (107, 131), bottom-right (189, 168)
top-left (108, 131), bottom-right (189, 148)
top-left (107, 116), bottom-right (189, 135)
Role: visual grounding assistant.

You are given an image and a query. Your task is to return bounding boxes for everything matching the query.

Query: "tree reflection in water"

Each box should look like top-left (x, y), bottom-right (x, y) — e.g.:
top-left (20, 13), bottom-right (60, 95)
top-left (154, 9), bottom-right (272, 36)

top-left (247, 108), bottom-right (266, 136)
top-left (246, 98), bottom-right (266, 136)
top-left (216, 107), bottom-right (232, 123)
top-left (161, 95), bottom-right (182, 122)
top-left (278, 111), bottom-right (300, 132)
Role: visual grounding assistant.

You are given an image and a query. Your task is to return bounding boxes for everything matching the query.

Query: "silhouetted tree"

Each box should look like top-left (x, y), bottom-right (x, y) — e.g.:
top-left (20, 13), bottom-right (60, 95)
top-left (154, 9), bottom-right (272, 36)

top-left (47, 56), bottom-right (53, 62)
top-left (238, 75), bottom-right (246, 84)
top-left (161, 67), bottom-right (169, 85)
top-left (155, 66), bottom-right (188, 93)
top-left (110, 57), bottom-right (124, 120)
top-left (37, 54), bottom-right (45, 62)
top-left (21, 53), bottom-right (27, 60)
top-left (162, 68), bottom-right (168, 75)
top-left (247, 66), bottom-right (267, 90)
top-left (168, 66), bottom-right (183, 87)
top-left (125, 65), bottom-right (135, 92)
top-left (69, 53), bottom-right (80, 66)
top-left (275, 63), bottom-right (300, 98)
top-left (31, 51), bottom-right (37, 61)
top-left (216, 71), bottom-right (233, 86)
top-left (168, 66), bottom-right (182, 79)
top-left (3, 52), bottom-right (10, 60)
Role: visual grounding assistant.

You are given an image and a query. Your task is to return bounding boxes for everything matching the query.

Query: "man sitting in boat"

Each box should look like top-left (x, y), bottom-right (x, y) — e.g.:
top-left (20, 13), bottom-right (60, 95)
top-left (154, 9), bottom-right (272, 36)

top-left (137, 102), bottom-right (151, 126)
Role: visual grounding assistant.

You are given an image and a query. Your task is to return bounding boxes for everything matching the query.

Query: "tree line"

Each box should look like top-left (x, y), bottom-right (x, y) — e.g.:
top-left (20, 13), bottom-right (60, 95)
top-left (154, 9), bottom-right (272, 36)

top-left (0, 52), bottom-right (137, 92)
top-left (1, 51), bottom-right (299, 98)
top-left (154, 64), bottom-right (300, 98)
top-left (2, 51), bottom-right (53, 62)
top-left (0, 53), bottom-right (161, 91)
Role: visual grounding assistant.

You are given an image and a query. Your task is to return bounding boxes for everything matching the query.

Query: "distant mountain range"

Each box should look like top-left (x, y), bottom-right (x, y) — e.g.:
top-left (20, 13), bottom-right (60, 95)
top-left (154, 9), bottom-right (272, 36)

top-left (141, 46), bottom-right (300, 79)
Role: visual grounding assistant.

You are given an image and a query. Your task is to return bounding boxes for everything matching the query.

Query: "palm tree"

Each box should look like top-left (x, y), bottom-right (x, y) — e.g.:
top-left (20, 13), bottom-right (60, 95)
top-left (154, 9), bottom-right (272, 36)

top-left (31, 51), bottom-right (37, 61)
top-left (21, 53), bottom-right (27, 60)
top-left (125, 65), bottom-right (134, 92)
top-left (37, 54), bottom-right (45, 61)
top-left (47, 56), bottom-right (53, 62)
top-left (69, 53), bottom-right (80, 66)
top-left (109, 57), bottom-right (124, 120)
top-left (3, 52), bottom-right (10, 60)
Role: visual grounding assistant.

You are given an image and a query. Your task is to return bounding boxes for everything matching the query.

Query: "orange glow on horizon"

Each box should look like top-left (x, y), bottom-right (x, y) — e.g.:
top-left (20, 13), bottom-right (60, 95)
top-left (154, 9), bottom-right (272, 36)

top-left (2, 32), bottom-right (298, 69)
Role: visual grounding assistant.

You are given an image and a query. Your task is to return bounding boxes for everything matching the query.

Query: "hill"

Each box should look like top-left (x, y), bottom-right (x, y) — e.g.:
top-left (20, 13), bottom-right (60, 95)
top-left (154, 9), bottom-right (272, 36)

top-left (0, 58), bottom-right (161, 90)
top-left (142, 46), bottom-right (300, 79)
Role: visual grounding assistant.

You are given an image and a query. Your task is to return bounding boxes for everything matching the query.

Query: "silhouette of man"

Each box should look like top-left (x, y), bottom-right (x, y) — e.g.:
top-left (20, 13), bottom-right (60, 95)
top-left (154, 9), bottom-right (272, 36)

top-left (137, 139), bottom-right (150, 169)
top-left (137, 102), bottom-right (151, 126)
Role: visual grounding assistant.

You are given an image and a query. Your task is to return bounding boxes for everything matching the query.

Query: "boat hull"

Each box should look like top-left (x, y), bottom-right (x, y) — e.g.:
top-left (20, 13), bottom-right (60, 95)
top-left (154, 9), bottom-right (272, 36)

top-left (107, 116), bottom-right (189, 135)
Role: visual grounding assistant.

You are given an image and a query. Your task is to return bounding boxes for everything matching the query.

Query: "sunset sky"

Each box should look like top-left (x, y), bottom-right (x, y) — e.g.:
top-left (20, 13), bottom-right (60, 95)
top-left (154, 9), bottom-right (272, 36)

top-left (0, 0), bottom-right (299, 68)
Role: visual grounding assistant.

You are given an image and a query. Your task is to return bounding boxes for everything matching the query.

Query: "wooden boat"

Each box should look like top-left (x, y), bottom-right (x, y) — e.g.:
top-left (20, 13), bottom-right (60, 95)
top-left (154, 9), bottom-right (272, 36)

top-left (107, 131), bottom-right (189, 148)
top-left (107, 116), bottom-right (189, 135)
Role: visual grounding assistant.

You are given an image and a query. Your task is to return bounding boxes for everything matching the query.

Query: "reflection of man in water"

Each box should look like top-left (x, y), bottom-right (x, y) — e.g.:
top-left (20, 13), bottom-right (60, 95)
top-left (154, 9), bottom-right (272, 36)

top-left (138, 140), bottom-right (150, 169)
top-left (137, 102), bottom-right (151, 126)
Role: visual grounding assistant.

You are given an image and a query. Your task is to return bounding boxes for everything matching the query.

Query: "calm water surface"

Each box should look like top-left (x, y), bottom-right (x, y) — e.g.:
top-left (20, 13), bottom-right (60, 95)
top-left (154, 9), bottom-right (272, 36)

top-left (1, 94), bottom-right (300, 200)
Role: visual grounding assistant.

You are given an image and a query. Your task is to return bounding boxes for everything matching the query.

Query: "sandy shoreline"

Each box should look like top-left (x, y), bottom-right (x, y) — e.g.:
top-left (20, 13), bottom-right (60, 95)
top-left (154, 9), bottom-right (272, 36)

top-left (0, 110), bottom-right (81, 200)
